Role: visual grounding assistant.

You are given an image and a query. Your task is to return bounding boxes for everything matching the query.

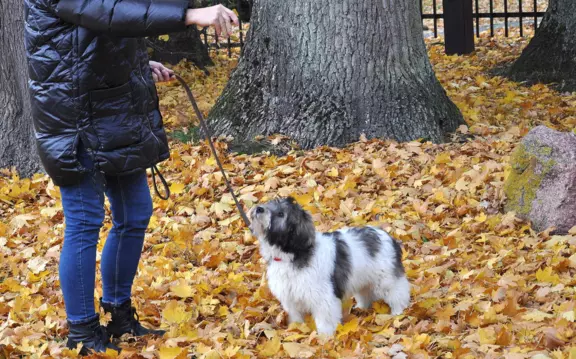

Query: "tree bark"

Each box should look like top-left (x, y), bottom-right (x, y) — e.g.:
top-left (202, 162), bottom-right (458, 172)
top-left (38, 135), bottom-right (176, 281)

top-left (208, 0), bottom-right (465, 149)
top-left (148, 27), bottom-right (214, 70)
top-left (0, 0), bottom-right (42, 177)
top-left (508, 0), bottom-right (576, 92)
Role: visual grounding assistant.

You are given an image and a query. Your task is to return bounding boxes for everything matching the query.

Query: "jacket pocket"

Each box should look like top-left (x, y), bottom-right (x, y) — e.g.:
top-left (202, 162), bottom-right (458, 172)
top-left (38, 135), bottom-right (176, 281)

top-left (89, 82), bottom-right (142, 151)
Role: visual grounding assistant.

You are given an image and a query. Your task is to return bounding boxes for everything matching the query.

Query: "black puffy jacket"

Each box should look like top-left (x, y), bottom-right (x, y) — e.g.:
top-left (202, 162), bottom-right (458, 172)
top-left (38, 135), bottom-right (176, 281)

top-left (24, 0), bottom-right (193, 187)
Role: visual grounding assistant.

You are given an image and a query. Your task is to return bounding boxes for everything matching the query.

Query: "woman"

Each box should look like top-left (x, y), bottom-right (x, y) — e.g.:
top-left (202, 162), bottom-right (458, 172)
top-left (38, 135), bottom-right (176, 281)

top-left (24, 0), bottom-right (238, 355)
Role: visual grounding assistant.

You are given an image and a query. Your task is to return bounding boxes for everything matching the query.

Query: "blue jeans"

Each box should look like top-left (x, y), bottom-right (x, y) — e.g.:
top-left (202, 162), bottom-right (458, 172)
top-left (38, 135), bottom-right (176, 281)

top-left (59, 141), bottom-right (153, 324)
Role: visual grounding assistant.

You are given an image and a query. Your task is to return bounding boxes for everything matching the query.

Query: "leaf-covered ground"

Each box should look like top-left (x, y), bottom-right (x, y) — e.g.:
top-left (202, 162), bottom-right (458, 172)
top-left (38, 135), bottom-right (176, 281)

top-left (2, 31), bottom-right (576, 359)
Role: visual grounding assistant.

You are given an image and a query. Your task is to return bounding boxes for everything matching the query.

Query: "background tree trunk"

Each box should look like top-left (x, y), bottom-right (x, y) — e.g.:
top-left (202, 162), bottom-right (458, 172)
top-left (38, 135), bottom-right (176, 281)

top-left (0, 0), bottom-right (42, 177)
top-left (235, 0), bottom-right (253, 22)
top-left (508, 0), bottom-right (576, 92)
top-left (148, 27), bottom-right (214, 71)
top-left (208, 0), bottom-right (465, 149)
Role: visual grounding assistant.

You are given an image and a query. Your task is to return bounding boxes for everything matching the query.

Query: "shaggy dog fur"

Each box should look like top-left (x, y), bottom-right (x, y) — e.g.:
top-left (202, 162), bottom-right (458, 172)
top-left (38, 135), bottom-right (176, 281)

top-left (250, 197), bottom-right (411, 335)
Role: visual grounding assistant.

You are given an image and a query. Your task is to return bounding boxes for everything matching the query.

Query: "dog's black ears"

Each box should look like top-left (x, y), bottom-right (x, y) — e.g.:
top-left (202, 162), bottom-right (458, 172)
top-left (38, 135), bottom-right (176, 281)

top-left (285, 196), bottom-right (304, 210)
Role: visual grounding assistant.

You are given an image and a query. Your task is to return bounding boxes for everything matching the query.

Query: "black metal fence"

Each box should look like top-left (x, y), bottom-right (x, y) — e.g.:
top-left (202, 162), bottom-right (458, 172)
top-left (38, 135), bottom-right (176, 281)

top-left (199, 0), bottom-right (248, 57)
top-left (199, 22), bottom-right (245, 58)
top-left (422, 0), bottom-right (547, 38)
top-left (203, 0), bottom-right (549, 56)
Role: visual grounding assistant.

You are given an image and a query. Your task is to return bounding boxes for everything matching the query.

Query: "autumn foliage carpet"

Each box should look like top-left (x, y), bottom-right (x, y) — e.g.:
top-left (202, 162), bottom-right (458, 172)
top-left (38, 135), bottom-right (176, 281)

top-left (2, 31), bottom-right (576, 359)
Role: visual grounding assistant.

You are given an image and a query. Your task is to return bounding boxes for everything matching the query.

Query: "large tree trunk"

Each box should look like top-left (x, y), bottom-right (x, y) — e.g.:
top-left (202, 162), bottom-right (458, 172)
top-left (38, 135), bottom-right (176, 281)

top-left (208, 0), bottom-right (465, 149)
top-left (508, 0), bottom-right (576, 92)
top-left (0, 0), bottom-right (42, 177)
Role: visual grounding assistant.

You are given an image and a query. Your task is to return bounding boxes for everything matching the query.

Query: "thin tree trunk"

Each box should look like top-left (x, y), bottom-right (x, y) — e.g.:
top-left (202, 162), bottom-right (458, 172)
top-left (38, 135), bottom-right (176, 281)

top-left (236, 0), bottom-right (253, 22)
top-left (508, 0), bottom-right (576, 92)
top-left (208, 0), bottom-right (465, 149)
top-left (0, 0), bottom-right (42, 177)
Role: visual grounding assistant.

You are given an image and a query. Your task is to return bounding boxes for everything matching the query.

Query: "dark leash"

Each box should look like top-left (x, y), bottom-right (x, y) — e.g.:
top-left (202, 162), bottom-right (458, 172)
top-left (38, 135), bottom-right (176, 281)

top-left (151, 73), bottom-right (252, 230)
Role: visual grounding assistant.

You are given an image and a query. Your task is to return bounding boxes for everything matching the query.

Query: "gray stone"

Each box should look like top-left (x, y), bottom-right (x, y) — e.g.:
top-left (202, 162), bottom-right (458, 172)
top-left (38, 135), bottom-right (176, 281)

top-left (504, 125), bottom-right (576, 234)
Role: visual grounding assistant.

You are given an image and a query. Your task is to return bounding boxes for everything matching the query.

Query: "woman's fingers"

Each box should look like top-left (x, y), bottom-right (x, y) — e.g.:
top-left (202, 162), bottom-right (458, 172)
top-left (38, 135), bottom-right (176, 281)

top-left (161, 68), bottom-right (171, 81)
top-left (225, 8), bottom-right (239, 26)
top-left (152, 68), bottom-right (163, 81)
top-left (218, 14), bottom-right (229, 38)
top-left (224, 13), bottom-right (233, 37)
top-left (149, 61), bottom-right (174, 82)
top-left (213, 18), bottom-right (222, 37)
top-left (154, 67), bottom-right (170, 82)
top-left (185, 5), bottom-right (239, 38)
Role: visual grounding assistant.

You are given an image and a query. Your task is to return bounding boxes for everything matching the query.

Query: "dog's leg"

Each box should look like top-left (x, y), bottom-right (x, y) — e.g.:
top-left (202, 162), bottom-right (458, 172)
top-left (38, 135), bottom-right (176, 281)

top-left (354, 286), bottom-right (374, 310)
top-left (312, 297), bottom-right (342, 335)
top-left (283, 301), bottom-right (304, 324)
top-left (374, 276), bottom-right (411, 315)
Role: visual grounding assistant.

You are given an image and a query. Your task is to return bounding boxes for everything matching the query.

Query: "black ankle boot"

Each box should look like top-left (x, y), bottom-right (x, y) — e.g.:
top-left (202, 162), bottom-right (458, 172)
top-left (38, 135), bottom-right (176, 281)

top-left (66, 316), bottom-right (121, 356)
top-left (100, 299), bottom-right (166, 338)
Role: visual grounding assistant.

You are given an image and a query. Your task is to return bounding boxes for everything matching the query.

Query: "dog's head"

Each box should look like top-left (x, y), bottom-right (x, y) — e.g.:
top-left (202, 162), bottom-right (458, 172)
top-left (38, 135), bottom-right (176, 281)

top-left (250, 197), bottom-right (316, 256)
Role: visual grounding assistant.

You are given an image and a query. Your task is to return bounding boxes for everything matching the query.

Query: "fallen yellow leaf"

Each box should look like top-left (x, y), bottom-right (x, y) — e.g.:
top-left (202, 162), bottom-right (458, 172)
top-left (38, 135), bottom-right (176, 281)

top-left (478, 327), bottom-right (496, 345)
top-left (158, 346), bottom-right (182, 359)
top-left (170, 281), bottom-right (194, 298)
top-left (162, 301), bottom-right (192, 324)
top-left (536, 267), bottom-right (561, 285)
top-left (337, 317), bottom-right (359, 338)
top-left (259, 336), bottom-right (281, 357)
top-left (283, 342), bottom-right (315, 358)
top-left (169, 182), bottom-right (186, 195)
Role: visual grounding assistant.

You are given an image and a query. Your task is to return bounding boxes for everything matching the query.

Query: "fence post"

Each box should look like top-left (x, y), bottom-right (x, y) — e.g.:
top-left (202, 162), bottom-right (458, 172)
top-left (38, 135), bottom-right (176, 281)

top-left (442, 0), bottom-right (475, 55)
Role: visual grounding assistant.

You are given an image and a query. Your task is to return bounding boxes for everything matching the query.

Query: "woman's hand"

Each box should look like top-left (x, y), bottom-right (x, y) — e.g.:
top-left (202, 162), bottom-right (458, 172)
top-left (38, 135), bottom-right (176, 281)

top-left (149, 61), bottom-right (174, 83)
top-left (185, 5), bottom-right (239, 39)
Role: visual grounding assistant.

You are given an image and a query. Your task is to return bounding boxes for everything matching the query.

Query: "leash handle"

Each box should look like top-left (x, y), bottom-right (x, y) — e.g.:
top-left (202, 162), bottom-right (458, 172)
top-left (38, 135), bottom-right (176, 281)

top-left (173, 73), bottom-right (252, 229)
top-left (151, 165), bottom-right (170, 200)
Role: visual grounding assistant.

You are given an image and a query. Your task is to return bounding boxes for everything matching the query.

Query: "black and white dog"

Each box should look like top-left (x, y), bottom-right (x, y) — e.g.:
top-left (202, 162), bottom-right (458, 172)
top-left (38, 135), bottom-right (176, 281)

top-left (249, 197), bottom-right (411, 335)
